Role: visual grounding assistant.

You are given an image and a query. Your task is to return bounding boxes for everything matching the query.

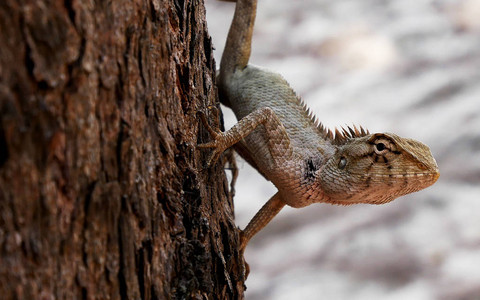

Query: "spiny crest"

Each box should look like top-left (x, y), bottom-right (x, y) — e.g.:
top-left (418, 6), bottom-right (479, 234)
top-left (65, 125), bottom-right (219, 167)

top-left (331, 125), bottom-right (369, 144)
top-left (298, 98), bottom-right (327, 135)
top-left (315, 123), bottom-right (369, 144)
top-left (297, 97), bottom-right (369, 144)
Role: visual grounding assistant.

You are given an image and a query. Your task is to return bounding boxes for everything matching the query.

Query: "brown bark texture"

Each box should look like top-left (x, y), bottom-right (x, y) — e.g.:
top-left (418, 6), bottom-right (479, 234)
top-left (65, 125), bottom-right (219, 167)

top-left (0, 0), bottom-right (245, 299)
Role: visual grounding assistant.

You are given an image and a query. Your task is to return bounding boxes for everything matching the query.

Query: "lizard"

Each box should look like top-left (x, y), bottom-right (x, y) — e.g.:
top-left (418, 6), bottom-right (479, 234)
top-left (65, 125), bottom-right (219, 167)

top-left (199, 0), bottom-right (440, 252)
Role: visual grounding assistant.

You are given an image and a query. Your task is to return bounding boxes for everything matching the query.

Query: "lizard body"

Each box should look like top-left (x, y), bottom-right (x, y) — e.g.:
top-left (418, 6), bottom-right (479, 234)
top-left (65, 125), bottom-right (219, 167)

top-left (200, 0), bottom-right (439, 250)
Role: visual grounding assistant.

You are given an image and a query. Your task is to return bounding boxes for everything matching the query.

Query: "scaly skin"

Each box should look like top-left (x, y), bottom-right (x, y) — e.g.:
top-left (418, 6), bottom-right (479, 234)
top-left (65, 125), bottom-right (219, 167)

top-left (199, 0), bottom-right (440, 251)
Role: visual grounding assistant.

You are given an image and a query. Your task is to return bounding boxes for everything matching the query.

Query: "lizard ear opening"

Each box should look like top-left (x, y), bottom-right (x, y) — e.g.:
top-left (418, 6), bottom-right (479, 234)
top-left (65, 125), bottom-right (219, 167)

top-left (338, 157), bottom-right (347, 169)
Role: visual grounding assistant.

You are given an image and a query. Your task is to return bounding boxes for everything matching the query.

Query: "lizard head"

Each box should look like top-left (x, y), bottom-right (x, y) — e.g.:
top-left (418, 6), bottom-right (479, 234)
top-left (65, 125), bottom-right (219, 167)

top-left (319, 133), bottom-right (440, 205)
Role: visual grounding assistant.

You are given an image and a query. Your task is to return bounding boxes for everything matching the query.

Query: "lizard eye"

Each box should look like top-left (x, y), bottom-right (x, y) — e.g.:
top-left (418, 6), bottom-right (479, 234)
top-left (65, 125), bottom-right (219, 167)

top-left (374, 142), bottom-right (388, 155)
top-left (338, 157), bottom-right (347, 169)
top-left (376, 143), bottom-right (385, 151)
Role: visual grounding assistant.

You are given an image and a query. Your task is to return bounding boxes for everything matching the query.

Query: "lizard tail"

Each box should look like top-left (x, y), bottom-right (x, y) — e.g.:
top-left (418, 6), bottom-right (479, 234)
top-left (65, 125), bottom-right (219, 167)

top-left (219, 0), bottom-right (257, 84)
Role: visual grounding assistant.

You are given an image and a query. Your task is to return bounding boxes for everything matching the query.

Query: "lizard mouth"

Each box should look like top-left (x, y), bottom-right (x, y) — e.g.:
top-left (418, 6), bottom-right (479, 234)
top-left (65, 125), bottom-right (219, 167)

top-left (367, 171), bottom-right (440, 179)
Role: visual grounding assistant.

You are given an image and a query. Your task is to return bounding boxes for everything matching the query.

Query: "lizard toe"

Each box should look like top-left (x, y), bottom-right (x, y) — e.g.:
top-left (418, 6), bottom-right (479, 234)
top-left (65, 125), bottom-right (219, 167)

top-left (197, 141), bottom-right (218, 149)
top-left (198, 111), bottom-right (221, 138)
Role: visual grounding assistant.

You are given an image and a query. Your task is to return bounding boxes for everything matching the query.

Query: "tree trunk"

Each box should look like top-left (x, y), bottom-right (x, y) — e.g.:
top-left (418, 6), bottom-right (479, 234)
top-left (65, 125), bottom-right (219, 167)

top-left (0, 0), bottom-right (245, 299)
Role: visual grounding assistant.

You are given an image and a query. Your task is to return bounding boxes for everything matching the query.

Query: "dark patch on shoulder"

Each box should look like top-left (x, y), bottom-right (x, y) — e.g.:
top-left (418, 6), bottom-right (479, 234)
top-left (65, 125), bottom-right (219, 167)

top-left (304, 157), bottom-right (321, 181)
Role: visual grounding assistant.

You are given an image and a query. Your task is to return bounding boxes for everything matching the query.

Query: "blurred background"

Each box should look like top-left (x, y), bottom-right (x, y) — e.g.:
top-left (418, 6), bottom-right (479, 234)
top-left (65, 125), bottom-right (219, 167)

top-left (205, 0), bottom-right (480, 299)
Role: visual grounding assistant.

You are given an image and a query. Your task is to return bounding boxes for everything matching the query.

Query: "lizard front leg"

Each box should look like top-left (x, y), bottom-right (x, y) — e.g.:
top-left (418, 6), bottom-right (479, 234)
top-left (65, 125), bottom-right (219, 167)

top-left (198, 107), bottom-right (293, 167)
top-left (198, 107), bottom-right (293, 250)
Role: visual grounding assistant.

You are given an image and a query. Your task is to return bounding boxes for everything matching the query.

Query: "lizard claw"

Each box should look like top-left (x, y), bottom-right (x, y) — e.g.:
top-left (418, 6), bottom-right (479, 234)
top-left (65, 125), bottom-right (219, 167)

top-left (198, 111), bottom-right (220, 140)
top-left (238, 230), bottom-right (251, 279)
top-left (197, 111), bottom-right (228, 167)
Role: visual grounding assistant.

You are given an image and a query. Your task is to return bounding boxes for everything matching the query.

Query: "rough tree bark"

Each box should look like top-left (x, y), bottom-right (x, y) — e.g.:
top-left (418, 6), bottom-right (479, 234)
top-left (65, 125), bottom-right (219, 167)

top-left (0, 0), bottom-right (245, 299)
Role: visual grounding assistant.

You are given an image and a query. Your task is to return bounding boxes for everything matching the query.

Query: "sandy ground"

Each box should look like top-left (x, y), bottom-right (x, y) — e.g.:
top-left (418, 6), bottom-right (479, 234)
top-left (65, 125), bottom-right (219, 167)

top-left (205, 0), bottom-right (480, 299)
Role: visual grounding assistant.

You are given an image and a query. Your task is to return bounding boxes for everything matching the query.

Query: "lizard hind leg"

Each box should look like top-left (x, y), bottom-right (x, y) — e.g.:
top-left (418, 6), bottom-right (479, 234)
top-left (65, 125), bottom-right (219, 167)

top-left (240, 192), bottom-right (286, 251)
